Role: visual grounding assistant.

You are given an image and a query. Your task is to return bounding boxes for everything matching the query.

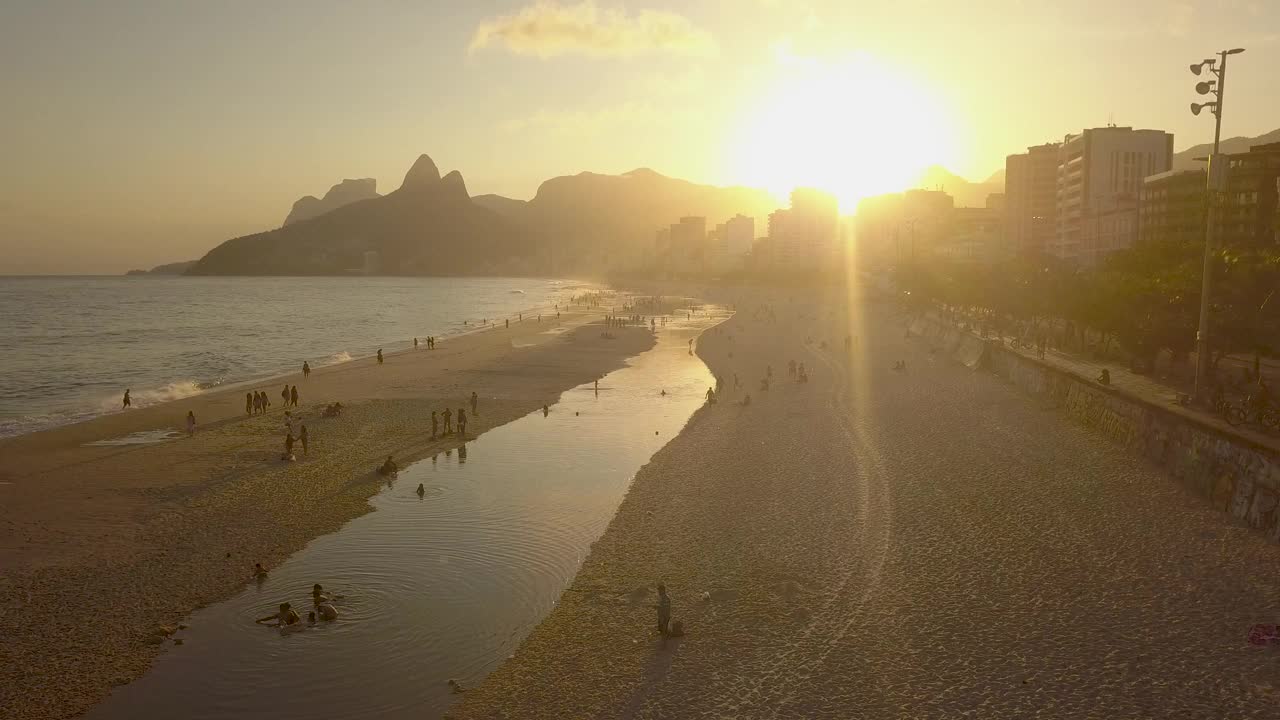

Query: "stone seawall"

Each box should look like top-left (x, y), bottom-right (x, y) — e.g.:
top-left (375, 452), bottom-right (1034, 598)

top-left (910, 316), bottom-right (1280, 542)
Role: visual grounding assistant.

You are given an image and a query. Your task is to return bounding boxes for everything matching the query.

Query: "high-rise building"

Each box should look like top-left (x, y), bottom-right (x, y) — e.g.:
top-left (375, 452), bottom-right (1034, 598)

top-left (724, 214), bottom-right (755, 258)
top-left (1139, 169), bottom-right (1206, 245)
top-left (775, 188), bottom-right (839, 269)
top-left (1220, 141), bottom-right (1280, 248)
top-left (1004, 142), bottom-right (1060, 257)
top-left (1052, 126), bottom-right (1173, 265)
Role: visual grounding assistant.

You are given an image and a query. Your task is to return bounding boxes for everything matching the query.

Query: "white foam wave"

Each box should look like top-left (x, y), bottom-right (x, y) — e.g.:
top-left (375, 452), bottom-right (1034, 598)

top-left (326, 351), bottom-right (353, 365)
top-left (120, 380), bottom-right (206, 409)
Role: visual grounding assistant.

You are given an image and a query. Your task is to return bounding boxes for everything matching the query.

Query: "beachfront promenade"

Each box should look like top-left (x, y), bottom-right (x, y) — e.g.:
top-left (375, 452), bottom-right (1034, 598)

top-left (452, 291), bottom-right (1280, 719)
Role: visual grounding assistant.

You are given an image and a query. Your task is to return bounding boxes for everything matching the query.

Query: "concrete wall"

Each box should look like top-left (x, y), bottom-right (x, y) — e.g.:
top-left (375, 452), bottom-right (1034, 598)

top-left (910, 316), bottom-right (1280, 542)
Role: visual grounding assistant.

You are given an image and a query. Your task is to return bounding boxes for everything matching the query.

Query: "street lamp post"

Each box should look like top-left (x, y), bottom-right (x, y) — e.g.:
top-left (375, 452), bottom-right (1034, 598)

top-left (1190, 47), bottom-right (1244, 404)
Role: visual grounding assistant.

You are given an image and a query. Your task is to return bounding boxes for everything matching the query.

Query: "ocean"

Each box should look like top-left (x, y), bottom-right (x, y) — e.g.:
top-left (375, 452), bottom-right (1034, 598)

top-left (0, 275), bottom-right (594, 438)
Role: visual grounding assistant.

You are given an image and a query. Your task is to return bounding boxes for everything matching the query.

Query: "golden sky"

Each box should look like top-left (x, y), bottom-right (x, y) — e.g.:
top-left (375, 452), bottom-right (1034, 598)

top-left (1, 0), bottom-right (1277, 273)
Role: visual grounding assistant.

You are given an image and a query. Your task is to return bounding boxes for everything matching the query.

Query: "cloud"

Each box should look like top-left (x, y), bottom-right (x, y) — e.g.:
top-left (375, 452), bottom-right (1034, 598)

top-left (469, 1), bottom-right (717, 58)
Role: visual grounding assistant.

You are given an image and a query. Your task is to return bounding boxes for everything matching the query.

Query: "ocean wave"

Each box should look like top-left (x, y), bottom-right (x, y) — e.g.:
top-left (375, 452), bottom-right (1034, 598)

top-left (326, 351), bottom-right (353, 365)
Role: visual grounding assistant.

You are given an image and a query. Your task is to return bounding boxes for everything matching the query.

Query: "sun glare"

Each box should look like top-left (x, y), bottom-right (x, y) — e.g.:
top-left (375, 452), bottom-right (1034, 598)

top-left (730, 52), bottom-right (957, 211)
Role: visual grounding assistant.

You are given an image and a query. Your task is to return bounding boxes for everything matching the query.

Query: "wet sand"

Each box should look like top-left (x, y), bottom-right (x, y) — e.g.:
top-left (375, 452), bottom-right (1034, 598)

top-left (0, 307), bottom-right (658, 720)
top-left (450, 287), bottom-right (1280, 719)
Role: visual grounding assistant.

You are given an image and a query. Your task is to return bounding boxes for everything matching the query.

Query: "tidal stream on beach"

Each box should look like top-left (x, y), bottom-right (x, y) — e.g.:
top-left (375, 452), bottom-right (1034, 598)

top-left (81, 310), bottom-right (720, 720)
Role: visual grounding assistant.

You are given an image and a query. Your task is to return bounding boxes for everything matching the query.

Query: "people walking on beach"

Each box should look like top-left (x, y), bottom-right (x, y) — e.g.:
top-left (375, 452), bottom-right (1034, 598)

top-left (377, 349), bottom-right (384, 364)
top-left (442, 407), bottom-right (453, 435)
top-left (246, 392), bottom-right (254, 416)
top-left (656, 583), bottom-right (672, 636)
top-left (299, 424), bottom-right (308, 455)
top-left (542, 404), bottom-right (549, 417)
top-left (284, 431), bottom-right (296, 460)
top-left (252, 392), bottom-right (262, 415)
top-left (281, 385), bottom-right (290, 407)
top-left (303, 361), bottom-right (311, 379)
top-left (122, 389), bottom-right (131, 409)
top-left (186, 410), bottom-right (196, 436)
top-left (457, 408), bottom-right (467, 437)
top-left (431, 410), bottom-right (438, 439)
top-left (470, 391), bottom-right (478, 416)
top-left (290, 385), bottom-right (299, 407)
top-left (414, 337), bottom-right (419, 349)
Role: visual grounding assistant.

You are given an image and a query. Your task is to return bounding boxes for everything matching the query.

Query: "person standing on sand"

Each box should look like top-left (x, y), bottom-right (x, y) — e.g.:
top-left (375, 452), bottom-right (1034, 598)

top-left (299, 424), bottom-right (308, 455)
top-left (414, 337), bottom-right (419, 349)
top-left (442, 407), bottom-right (453, 435)
top-left (246, 392), bottom-right (253, 416)
top-left (303, 361), bottom-right (311, 379)
top-left (656, 584), bottom-right (672, 636)
top-left (284, 431), bottom-right (296, 459)
top-left (281, 385), bottom-right (290, 407)
top-left (470, 391), bottom-right (478, 416)
top-left (457, 408), bottom-right (467, 438)
top-left (186, 410), bottom-right (196, 436)
top-left (252, 392), bottom-right (262, 415)
top-left (377, 349), bottom-right (384, 364)
top-left (431, 410), bottom-right (439, 440)
top-left (123, 389), bottom-right (131, 409)
top-left (290, 385), bottom-right (299, 407)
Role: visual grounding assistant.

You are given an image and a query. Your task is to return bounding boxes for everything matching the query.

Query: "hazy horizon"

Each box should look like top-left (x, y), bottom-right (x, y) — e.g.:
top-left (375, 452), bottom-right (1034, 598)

top-left (2, 0), bottom-right (1277, 274)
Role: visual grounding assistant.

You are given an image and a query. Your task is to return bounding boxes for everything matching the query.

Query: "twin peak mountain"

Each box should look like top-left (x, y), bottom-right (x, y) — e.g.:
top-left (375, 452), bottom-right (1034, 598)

top-left (187, 153), bottom-right (776, 276)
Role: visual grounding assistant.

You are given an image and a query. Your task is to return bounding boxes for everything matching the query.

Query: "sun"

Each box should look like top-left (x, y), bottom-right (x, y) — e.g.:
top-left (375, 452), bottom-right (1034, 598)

top-left (729, 51), bottom-right (957, 212)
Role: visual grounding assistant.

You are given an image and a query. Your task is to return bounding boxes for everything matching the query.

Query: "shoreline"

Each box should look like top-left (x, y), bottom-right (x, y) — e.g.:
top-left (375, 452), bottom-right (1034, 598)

top-left (0, 290), bottom-right (588, 441)
top-left (0, 297), bottom-right (678, 720)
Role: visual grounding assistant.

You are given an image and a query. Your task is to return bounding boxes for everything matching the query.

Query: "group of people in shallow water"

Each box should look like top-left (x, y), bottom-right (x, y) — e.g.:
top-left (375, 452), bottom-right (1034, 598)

top-left (254, 580), bottom-right (340, 630)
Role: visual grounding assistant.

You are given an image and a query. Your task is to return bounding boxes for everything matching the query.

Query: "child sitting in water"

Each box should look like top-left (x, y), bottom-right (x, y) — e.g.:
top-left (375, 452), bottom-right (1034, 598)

top-left (255, 602), bottom-right (299, 627)
top-left (376, 455), bottom-right (398, 476)
top-left (252, 562), bottom-right (268, 580)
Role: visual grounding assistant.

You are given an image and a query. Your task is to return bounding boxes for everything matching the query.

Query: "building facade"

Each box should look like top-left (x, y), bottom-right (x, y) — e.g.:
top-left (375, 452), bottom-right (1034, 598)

top-left (1220, 141), bottom-right (1280, 248)
top-left (1052, 126), bottom-right (1173, 265)
top-left (1138, 169), bottom-right (1205, 245)
top-left (769, 189), bottom-right (839, 270)
top-left (1004, 142), bottom-right (1060, 257)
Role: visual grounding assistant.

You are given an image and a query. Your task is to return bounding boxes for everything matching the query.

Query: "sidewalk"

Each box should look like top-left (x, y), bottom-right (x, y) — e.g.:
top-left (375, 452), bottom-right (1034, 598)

top-left (987, 330), bottom-right (1280, 454)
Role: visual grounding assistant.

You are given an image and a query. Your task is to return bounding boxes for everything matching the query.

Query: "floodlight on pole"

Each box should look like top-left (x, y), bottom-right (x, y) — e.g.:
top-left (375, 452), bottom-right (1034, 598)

top-left (1189, 47), bottom-right (1245, 404)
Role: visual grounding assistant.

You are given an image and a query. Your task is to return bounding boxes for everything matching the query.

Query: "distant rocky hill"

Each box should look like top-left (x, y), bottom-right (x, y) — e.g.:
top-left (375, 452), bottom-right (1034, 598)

top-left (187, 155), bottom-right (540, 276)
top-left (283, 178), bottom-right (379, 226)
top-left (1172, 127), bottom-right (1280, 171)
top-left (187, 157), bottom-right (777, 277)
top-left (915, 166), bottom-right (1002, 208)
top-left (471, 194), bottom-right (527, 216)
top-left (125, 260), bottom-right (197, 275)
top-left (512, 167), bottom-right (777, 271)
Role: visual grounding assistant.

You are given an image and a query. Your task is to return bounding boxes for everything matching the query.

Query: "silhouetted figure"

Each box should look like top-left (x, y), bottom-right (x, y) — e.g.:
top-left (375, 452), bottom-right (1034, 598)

top-left (299, 424), bottom-right (308, 455)
top-left (377, 349), bottom-right (384, 364)
top-left (457, 408), bottom-right (467, 437)
top-left (656, 583), bottom-right (672, 636)
top-left (706, 387), bottom-right (715, 404)
top-left (417, 483), bottom-right (425, 497)
top-left (442, 407), bottom-right (453, 435)
top-left (414, 337), bottom-right (419, 348)
top-left (1097, 369), bottom-right (1111, 386)
top-left (377, 455), bottom-right (398, 476)
top-left (430, 410), bottom-right (439, 439)
top-left (303, 361), bottom-right (311, 379)
top-left (290, 385), bottom-right (299, 407)
top-left (281, 385), bottom-right (290, 407)
top-left (253, 562), bottom-right (268, 580)
top-left (542, 405), bottom-right (549, 417)
top-left (253, 391), bottom-right (262, 415)
top-left (123, 389), bottom-right (131, 409)
top-left (470, 391), bottom-right (478, 416)
top-left (186, 410), bottom-right (196, 436)
top-left (505, 319), bottom-right (509, 329)
top-left (284, 432), bottom-right (296, 459)
top-left (246, 392), bottom-right (253, 416)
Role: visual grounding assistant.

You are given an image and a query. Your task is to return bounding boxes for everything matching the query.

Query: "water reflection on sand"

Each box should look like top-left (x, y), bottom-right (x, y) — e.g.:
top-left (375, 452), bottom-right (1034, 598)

top-left (84, 309), bottom-right (721, 720)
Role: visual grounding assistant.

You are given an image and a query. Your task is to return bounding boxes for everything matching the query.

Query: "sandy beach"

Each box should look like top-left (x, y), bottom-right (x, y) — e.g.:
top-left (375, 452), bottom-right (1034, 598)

top-left (0, 305), bottom-right (660, 720)
top-left (449, 287), bottom-right (1280, 719)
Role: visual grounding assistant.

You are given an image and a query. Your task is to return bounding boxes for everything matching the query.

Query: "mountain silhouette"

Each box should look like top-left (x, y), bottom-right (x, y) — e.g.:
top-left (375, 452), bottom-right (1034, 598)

top-left (1172, 126), bottom-right (1280, 171)
top-left (187, 155), bottom-right (537, 276)
top-left (915, 166), bottom-right (1002, 208)
top-left (283, 178), bottom-right (379, 226)
top-left (188, 157), bottom-right (777, 276)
